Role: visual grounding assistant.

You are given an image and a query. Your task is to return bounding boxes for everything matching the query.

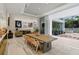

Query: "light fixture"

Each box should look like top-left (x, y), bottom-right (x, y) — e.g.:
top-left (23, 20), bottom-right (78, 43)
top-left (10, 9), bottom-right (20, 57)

top-left (38, 8), bottom-right (40, 10)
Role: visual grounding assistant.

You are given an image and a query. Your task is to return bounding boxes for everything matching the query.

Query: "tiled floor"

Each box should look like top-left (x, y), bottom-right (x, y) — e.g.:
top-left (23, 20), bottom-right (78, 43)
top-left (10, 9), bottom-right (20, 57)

top-left (5, 37), bottom-right (35, 55)
top-left (5, 33), bottom-right (79, 55)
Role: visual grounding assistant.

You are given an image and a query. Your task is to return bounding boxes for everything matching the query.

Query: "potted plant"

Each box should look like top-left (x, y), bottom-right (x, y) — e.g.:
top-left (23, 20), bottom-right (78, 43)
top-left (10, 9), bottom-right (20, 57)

top-left (33, 27), bottom-right (39, 34)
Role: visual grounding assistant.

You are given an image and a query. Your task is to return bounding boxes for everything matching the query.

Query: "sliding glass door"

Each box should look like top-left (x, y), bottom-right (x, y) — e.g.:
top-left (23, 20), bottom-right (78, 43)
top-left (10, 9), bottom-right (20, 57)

top-left (52, 21), bottom-right (63, 35)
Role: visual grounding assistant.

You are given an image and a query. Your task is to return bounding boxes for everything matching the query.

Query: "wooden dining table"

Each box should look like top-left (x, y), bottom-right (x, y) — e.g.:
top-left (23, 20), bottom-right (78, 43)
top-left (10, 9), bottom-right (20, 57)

top-left (25, 34), bottom-right (56, 53)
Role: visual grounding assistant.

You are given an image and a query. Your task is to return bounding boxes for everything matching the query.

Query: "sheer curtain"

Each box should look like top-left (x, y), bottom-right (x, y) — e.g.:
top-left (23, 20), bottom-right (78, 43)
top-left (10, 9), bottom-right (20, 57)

top-left (0, 18), bottom-right (6, 28)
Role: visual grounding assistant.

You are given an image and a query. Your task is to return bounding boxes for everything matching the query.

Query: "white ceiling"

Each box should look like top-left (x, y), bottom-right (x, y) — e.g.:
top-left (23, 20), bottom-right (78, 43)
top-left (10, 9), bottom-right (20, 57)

top-left (2, 3), bottom-right (79, 17)
top-left (4, 3), bottom-right (25, 14)
top-left (24, 3), bottom-right (66, 16)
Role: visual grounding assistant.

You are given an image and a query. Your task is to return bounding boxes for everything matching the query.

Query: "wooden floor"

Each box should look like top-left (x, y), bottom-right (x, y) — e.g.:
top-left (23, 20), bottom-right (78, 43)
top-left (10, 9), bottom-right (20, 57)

top-left (5, 33), bottom-right (79, 55)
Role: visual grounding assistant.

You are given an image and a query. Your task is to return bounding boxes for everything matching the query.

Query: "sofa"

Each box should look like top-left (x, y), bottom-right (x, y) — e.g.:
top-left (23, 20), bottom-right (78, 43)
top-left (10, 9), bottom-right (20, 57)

top-left (15, 30), bottom-right (31, 37)
top-left (15, 31), bottom-right (23, 37)
top-left (0, 27), bottom-right (7, 54)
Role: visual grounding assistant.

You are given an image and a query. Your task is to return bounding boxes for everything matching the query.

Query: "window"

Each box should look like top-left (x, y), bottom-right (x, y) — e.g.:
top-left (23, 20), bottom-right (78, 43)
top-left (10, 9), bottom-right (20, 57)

top-left (0, 18), bottom-right (6, 27)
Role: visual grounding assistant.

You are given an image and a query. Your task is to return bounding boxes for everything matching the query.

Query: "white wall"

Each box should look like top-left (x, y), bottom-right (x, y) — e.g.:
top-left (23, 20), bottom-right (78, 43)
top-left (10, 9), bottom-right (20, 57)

top-left (0, 4), bottom-right (7, 28)
top-left (44, 16), bottom-right (52, 35)
top-left (8, 14), bottom-right (39, 32)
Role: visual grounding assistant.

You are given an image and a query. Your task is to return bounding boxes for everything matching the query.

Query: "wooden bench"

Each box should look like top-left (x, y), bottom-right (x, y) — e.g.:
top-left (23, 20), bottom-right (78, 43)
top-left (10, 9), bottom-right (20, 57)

top-left (0, 39), bottom-right (7, 55)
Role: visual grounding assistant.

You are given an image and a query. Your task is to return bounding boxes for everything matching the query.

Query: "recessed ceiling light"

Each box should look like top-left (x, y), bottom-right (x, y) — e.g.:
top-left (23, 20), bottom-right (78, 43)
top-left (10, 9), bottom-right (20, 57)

top-left (38, 8), bottom-right (40, 10)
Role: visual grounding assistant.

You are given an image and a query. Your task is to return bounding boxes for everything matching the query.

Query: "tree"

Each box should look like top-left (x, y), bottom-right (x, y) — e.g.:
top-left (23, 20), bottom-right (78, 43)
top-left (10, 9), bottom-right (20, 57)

top-left (65, 18), bottom-right (73, 28)
top-left (75, 16), bottom-right (79, 23)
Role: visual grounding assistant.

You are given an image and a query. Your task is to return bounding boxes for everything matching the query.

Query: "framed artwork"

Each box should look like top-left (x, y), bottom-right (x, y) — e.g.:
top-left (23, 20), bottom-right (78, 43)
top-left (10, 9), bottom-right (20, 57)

top-left (22, 22), bottom-right (28, 28)
top-left (15, 20), bottom-right (22, 28)
top-left (28, 23), bottom-right (33, 27)
top-left (33, 22), bottom-right (37, 27)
